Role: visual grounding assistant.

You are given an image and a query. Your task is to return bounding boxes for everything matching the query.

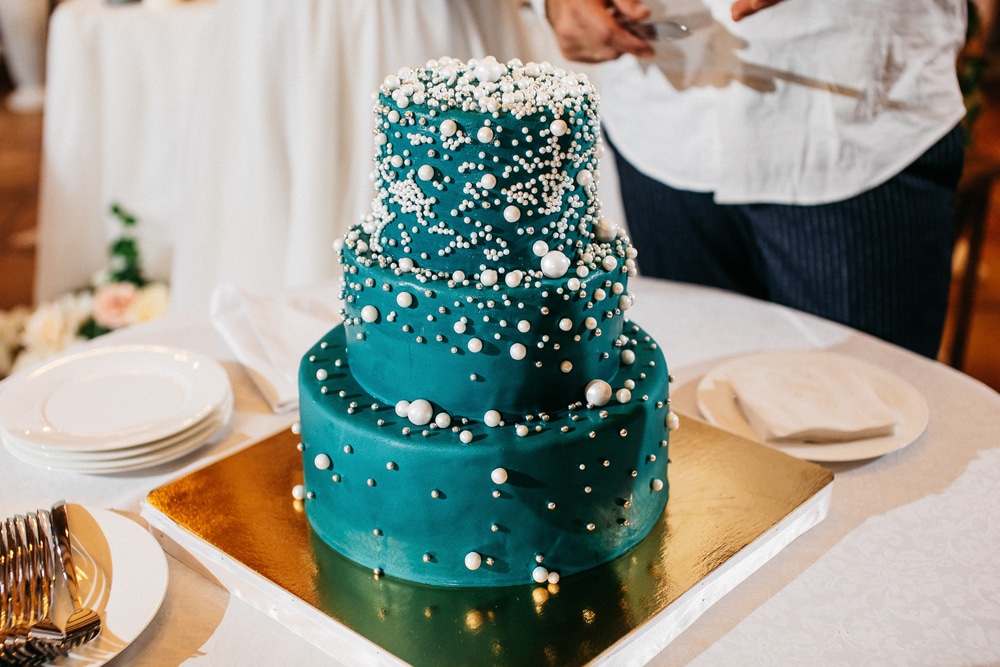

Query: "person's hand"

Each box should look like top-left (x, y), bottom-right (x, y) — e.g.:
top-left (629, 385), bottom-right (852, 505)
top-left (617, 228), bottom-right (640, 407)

top-left (730, 0), bottom-right (787, 21)
top-left (545, 0), bottom-right (655, 63)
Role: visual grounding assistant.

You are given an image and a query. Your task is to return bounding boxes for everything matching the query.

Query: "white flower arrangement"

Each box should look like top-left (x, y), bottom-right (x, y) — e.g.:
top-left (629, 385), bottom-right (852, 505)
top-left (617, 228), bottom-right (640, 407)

top-left (0, 204), bottom-right (169, 379)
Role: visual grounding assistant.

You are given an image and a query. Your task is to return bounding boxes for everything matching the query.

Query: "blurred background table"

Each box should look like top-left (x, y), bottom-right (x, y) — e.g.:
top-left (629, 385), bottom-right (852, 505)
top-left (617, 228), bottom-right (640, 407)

top-left (35, 0), bottom-right (216, 302)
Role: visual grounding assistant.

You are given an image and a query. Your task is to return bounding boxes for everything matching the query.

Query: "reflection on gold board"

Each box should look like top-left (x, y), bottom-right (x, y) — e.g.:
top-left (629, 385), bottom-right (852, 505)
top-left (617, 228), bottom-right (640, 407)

top-left (146, 417), bottom-right (833, 666)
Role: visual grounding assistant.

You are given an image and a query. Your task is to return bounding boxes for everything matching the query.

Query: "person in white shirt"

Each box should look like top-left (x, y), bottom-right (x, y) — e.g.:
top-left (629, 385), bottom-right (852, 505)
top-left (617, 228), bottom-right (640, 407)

top-left (536, 0), bottom-right (967, 358)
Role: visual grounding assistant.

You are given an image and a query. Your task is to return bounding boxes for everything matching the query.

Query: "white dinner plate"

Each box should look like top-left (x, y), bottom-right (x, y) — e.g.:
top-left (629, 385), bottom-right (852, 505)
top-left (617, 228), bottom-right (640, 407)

top-left (696, 351), bottom-right (929, 462)
top-left (0, 345), bottom-right (231, 452)
top-left (50, 504), bottom-right (169, 666)
top-left (3, 388), bottom-right (232, 463)
top-left (3, 394), bottom-right (232, 474)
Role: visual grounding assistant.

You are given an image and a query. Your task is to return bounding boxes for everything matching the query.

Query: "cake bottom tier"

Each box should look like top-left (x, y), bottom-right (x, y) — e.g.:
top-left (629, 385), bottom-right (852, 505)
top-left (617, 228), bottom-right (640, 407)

top-left (299, 322), bottom-right (672, 587)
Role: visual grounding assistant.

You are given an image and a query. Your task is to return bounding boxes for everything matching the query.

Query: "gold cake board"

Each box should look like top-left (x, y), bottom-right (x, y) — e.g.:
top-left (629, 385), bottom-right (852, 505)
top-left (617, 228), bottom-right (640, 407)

top-left (141, 417), bottom-right (833, 666)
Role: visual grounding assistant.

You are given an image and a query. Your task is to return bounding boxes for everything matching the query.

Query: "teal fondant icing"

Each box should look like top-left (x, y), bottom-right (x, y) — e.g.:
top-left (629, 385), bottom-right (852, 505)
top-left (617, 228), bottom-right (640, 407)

top-left (299, 323), bottom-right (670, 587)
top-left (299, 58), bottom-right (675, 587)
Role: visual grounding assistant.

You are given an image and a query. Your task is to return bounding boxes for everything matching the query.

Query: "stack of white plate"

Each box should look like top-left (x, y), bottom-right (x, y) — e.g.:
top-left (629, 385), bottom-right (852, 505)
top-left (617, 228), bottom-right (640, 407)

top-left (0, 345), bottom-right (233, 474)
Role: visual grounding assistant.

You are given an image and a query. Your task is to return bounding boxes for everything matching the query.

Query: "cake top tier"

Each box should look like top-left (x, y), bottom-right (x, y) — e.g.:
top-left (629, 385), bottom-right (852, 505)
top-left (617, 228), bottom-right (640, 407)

top-left (366, 56), bottom-right (605, 280)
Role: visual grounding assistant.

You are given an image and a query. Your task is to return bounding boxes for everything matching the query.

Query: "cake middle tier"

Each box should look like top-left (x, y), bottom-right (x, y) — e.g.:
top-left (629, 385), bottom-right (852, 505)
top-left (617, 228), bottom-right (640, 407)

top-left (339, 225), bottom-right (637, 418)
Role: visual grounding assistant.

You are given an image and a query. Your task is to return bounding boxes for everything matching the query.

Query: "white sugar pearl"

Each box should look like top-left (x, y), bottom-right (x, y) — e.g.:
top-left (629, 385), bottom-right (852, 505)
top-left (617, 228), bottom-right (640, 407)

top-left (460, 430), bottom-right (474, 444)
top-left (619, 294), bottom-right (633, 311)
top-left (510, 343), bottom-right (527, 360)
top-left (532, 566), bottom-right (549, 583)
top-left (453, 320), bottom-right (467, 334)
top-left (440, 119), bottom-right (457, 137)
top-left (468, 338), bottom-right (484, 353)
top-left (396, 292), bottom-right (413, 308)
top-left (375, 132), bottom-right (387, 146)
top-left (593, 217), bottom-right (619, 243)
top-left (540, 250), bottom-right (571, 279)
top-left (560, 360), bottom-right (573, 373)
top-left (480, 173), bottom-right (497, 189)
top-left (505, 270), bottom-right (523, 288)
top-left (621, 349), bottom-right (636, 365)
top-left (667, 411), bottom-right (681, 431)
top-left (316, 368), bottom-right (328, 381)
top-left (516, 424), bottom-right (530, 437)
top-left (484, 410), bottom-right (502, 427)
top-left (383, 74), bottom-right (400, 90)
top-left (616, 388), bottom-right (632, 404)
top-left (567, 277), bottom-right (581, 291)
top-left (559, 318), bottom-right (573, 331)
top-left (651, 479), bottom-right (665, 491)
top-left (395, 400), bottom-right (411, 418)
top-left (398, 257), bottom-right (414, 272)
top-left (491, 467), bottom-right (508, 484)
top-left (418, 164), bottom-right (435, 181)
top-left (391, 155), bottom-right (403, 168)
top-left (584, 317), bottom-right (598, 330)
top-left (361, 305), bottom-right (379, 323)
top-left (408, 399), bottom-right (434, 426)
top-left (504, 205), bottom-right (521, 223)
top-left (532, 240), bottom-right (549, 257)
top-left (477, 126), bottom-right (494, 143)
top-left (313, 453), bottom-right (332, 470)
top-left (435, 412), bottom-right (452, 428)
top-left (576, 169), bottom-right (593, 186)
top-left (549, 119), bottom-right (568, 137)
top-left (586, 379), bottom-right (613, 406)
top-left (453, 270), bottom-right (466, 282)
top-left (517, 320), bottom-right (531, 333)
top-left (548, 571), bottom-right (560, 584)
top-left (480, 269), bottom-right (498, 286)
top-left (602, 255), bottom-right (618, 271)
top-left (291, 484), bottom-right (305, 500)
top-left (465, 552), bottom-right (483, 570)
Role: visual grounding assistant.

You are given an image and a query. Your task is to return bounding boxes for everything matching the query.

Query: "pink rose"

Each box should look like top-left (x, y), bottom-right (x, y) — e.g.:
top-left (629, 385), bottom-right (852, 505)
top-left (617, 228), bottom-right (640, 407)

top-left (93, 282), bottom-right (138, 329)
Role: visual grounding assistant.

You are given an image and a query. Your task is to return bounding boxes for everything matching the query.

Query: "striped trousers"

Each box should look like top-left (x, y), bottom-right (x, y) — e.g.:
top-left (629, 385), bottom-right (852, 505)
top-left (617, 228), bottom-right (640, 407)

top-left (613, 125), bottom-right (965, 358)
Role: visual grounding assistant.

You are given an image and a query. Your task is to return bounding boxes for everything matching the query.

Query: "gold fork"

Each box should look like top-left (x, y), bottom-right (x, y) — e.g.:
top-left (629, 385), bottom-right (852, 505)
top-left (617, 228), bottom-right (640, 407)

top-left (49, 502), bottom-right (102, 651)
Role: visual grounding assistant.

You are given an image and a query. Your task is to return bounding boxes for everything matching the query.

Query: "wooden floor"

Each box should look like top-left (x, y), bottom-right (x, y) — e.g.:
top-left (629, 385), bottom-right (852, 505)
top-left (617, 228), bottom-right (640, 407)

top-left (1, 75), bottom-right (998, 393)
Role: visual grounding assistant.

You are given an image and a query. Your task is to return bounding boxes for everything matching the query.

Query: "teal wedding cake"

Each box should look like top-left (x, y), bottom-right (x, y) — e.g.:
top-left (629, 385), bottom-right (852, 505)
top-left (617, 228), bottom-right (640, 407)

top-left (298, 57), bottom-right (677, 587)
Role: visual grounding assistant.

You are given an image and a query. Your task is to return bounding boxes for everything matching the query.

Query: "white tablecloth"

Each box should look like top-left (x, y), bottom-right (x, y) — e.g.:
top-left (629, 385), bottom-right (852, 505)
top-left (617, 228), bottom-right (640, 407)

top-left (2, 278), bottom-right (998, 665)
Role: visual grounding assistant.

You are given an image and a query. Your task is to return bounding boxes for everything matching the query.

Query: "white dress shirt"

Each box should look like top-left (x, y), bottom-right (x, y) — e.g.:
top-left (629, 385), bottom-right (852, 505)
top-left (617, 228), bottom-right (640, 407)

top-left (590, 0), bottom-right (967, 204)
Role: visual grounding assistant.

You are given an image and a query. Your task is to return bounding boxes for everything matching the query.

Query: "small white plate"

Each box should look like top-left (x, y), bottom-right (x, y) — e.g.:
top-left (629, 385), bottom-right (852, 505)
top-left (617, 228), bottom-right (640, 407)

top-left (52, 504), bottom-right (169, 666)
top-left (697, 351), bottom-right (929, 462)
top-left (0, 345), bottom-right (230, 452)
top-left (3, 394), bottom-right (232, 474)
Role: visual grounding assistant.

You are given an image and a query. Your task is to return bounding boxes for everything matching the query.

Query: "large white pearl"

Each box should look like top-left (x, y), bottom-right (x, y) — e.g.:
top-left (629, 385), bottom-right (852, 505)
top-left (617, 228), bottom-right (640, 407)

top-left (408, 399), bottom-right (434, 426)
top-left (532, 566), bottom-right (549, 583)
top-left (418, 164), bottom-right (435, 181)
top-left (398, 257), bottom-right (414, 272)
top-left (480, 173), bottom-right (497, 189)
top-left (576, 169), bottom-right (593, 186)
top-left (477, 126), bottom-right (494, 143)
top-left (313, 453), bottom-right (332, 470)
top-left (435, 412), bottom-right (452, 428)
top-left (602, 255), bottom-right (618, 271)
top-left (593, 217), bottom-right (619, 243)
top-left (549, 119), bottom-right (568, 137)
top-left (505, 270), bottom-right (523, 288)
top-left (395, 400), bottom-right (410, 417)
top-left (585, 379), bottom-right (613, 406)
top-left (480, 269), bottom-right (498, 287)
top-left (468, 338), bottom-right (484, 353)
top-left (361, 305), bottom-right (379, 323)
top-left (484, 410), bottom-right (502, 427)
top-left (396, 292), bottom-right (413, 308)
top-left (540, 250), bottom-right (571, 279)
top-left (667, 411), bottom-right (681, 431)
top-left (465, 552), bottom-right (483, 570)
top-left (439, 119), bottom-right (458, 137)
top-left (491, 467), bottom-right (508, 484)
top-left (510, 343), bottom-right (527, 360)
top-left (503, 205), bottom-right (521, 223)
top-left (532, 240), bottom-right (549, 257)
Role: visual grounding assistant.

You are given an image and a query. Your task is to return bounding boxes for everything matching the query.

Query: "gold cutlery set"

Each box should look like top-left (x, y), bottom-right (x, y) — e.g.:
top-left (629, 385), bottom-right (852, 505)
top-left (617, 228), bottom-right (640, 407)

top-left (1, 501), bottom-right (101, 666)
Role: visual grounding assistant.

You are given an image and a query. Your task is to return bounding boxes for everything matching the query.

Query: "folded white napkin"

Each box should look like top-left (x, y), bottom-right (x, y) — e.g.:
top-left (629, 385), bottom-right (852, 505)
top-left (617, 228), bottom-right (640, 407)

top-left (726, 352), bottom-right (900, 443)
top-left (210, 283), bottom-right (340, 413)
